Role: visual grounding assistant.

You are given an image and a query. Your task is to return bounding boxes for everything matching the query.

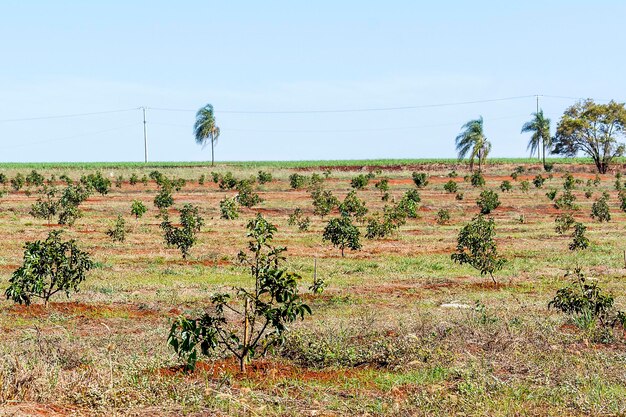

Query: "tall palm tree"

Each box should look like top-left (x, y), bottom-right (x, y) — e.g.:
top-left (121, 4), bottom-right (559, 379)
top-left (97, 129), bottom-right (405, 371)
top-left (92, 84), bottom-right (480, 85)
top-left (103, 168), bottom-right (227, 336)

top-left (194, 104), bottom-right (220, 166)
top-left (521, 110), bottom-right (551, 169)
top-left (455, 117), bottom-right (491, 171)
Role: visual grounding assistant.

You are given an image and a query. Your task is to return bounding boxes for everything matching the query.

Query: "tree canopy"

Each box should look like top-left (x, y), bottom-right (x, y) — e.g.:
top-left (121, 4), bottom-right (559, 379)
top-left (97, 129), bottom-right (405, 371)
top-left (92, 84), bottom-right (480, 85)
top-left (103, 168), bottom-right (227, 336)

top-left (455, 117), bottom-right (491, 171)
top-left (193, 104), bottom-right (220, 166)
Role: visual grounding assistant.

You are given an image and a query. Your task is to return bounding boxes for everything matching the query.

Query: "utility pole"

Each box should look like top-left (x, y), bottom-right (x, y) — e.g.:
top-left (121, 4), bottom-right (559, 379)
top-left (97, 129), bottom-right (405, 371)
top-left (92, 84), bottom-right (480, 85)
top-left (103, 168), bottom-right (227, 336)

top-left (141, 107), bottom-right (148, 163)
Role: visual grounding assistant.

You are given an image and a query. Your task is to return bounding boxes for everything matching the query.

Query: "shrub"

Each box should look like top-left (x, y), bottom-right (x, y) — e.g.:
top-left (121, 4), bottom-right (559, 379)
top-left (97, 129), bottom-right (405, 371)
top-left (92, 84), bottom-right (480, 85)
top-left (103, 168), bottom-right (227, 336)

top-left (350, 174), bottom-right (370, 190)
top-left (219, 197), bottom-right (240, 220)
top-left (57, 184), bottom-right (91, 226)
top-left (590, 192), bottom-right (611, 222)
top-left (563, 173), bottom-right (575, 191)
top-left (311, 187), bottom-right (338, 218)
top-left (365, 216), bottom-right (394, 239)
top-left (106, 215), bottom-right (127, 242)
top-left (519, 180), bottom-right (530, 193)
top-left (310, 173), bottom-right (324, 187)
top-left (236, 180), bottom-right (263, 208)
top-left (436, 209), bottom-right (450, 225)
top-left (210, 171), bottom-right (220, 183)
top-left (289, 173), bottom-right (308, 189)
top-left (499, 180), bottom-right (512, 192)
top-left (549, 268), bottom-right (626, 338)
top-left (476, 190), bottom-right (500, 214)
top-left (141, 175), bottom-right (149, 186)
top-left (0, 173), bottom-right (6, 185)
top-left (543, 162), bottom-right (554, 172)
top-left (455, 192), bottom-right (464, 201)
top-left (80, 171), bottom-right (111, 195)
top-left (411, 172), bottom-right (429, 188)
top-left (149, 170), bottom-right (164, 183)
top-left (288, 208), bottom-right (310, 231)
top-left (218, 172), bottom-right (239, 190)
top-left (470, 171), bottom-right (485, 187)
top-left (569, 222), bottom-right (589, 251)
top-left (154, 185), bottom-right (174, 209)
top-left (29, 185), bottom-right (60, 225)
top-left (160, 204), bottom-right (204, 259)
top-left (25, 170), bottom-right (45, 187)
top-left (554, 191), bottom-right (577, 210)
top-left (130, 200), bottom-right (147, 219)
top-left (584, 189), bottom-right (593, 199)
top-left (198, 174), bottom-right (205, 185)
top-left (546, 189), bottom-right (558, 201)
top-left (11, 173), bottom-right (25, 191)
top-left (323, 216), bottom-right (362, 257)
top-left (396, 191), bottom-right (419, 218)
top-left (339, 190), bottom-right (368, 220)
top-left (555, 213), bottom-right (575, 234)
top-left (619, 190), bottom-right (626, 212)
top-left (167, 214), bottom-right (313, 372)
top-left (448, 170), bottom-right (458, 178)
top-left (5, 231), bottom-right (93, 306)
top-left (375, 178), bottom-right (389, 200)
top-left (511, 172), bottom-right (518, 181)
top-left (129, 173), bottom-right (139, 185)
top-left (451, 215), bottom-right (505, 283)
top-left (257, 170), bottom-right (273, 184)
top-left (444, 180), bottom-right (458, 194)
top-left (533, 174), bottom-right (545, 188)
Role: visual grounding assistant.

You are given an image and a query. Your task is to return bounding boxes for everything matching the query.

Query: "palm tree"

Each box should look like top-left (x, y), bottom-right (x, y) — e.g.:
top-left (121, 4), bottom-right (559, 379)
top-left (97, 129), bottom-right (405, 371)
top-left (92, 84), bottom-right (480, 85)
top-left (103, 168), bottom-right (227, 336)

top-left (194, 104), bottom-right (220, 166)
top-left (521, 110), bottom-right (551, 169)
top-left (455, 117), bottom-right (491, 171)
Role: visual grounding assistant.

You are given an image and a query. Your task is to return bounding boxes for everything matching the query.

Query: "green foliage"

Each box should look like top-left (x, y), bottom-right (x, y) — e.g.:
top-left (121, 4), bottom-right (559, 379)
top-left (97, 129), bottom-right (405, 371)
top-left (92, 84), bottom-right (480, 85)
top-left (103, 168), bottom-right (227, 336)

top-left (563, 173), bottom-right (575, 191)
top-left (160, 204), bottom-right (204, 259)
top-left (310, 187), bottom-right (338, 218)
top-left (546, 189), bottom-right (558, 201)
top-left (411, 172), bottom-right (429, 188)
top-left (553, 99), bottom-right (626, 173)
top-left (80, 171), bottom-right (111, 195)
top-left (323, 216), bottom-right (362, 256)
top-left (194, 103), bottom-right (221, 166)
top-left (396, 190), bottom-right (420, 218)
top-left (455, 192), bottom-right (464, 201)
top-left (444, 180), bottom-right (458, 194)
top-left (476, 189), bottom-right (501, 214)
top-left (236, 180), bottom-right (263, 208)
top-left (451, 215), bottom-right (505, 283)
top-left (25, 170), bottom-right (45, 187)
top-left (499, 180), bottom-right (512, 192)
top-left (29, 185), bottom-right (60, 225)
top-left (350, 174), bottom-right (370, 190)
top-left (544, 162), bottom-right (554, 172)
top-left (533, 174), bottom-right (545, 188)
top-left (339, 190), bottom-right (368, 220)
top-left (154, 185), bottom-right (174, 209)
top-left (210, 171), bottom-right (220, 183)
top-left (555, 213), bottom-right (575, 234)
top-left (590, 192), bottom-right (611, 222)
top-left (115, 175), bottom-right (123, 188)
top-left (310, 173), bottom-right (324, 187)
top-left (470, 171), bottom-right (485, 187)
top-left (5, 231), bottom-right (93, 306)
top-left (0, 173), bottom-right (6, 185)
top-left (218, 172), bottom-right (239, 190)
top-left (448, 170), bottom-right (458, 178)
top-left (219, 197), bottom-right (240, 220)
top-left (569, 222), bottom-right (589, 251)
top-left (554, 190), bottom-right (577, 210)
top-left (57, 184), bottom-right (91, 226)
top-left (436, 209), bottom-right (451, 225)
top-left (129, 199), bottom-right (148, 220)
top-left (455, 117), bottom-right (491, 170)
top-left (519, 180), bottom-right (530, 193)
top-left (584, 189), bottom-right (593, 199)
top-left (549, 268), bottom-right (626, 338)
top-left (289, 173), bottom-right (308, 189)
top-left (374, 178), bottom-right (389, 200)
top-left (198, 174), bottom-right (205, 185)
top-left (11, 173), bottom-right (25, 191)
top-left (618, 190), bottom-right (626, 212)
top-left (167, 214), bottom-right (312, 372)
top-left (58, 174), bottom-right (72, 185)
top-left (288, 208), bottom-right (310, 231)
top-left (257, 170), bottom-right (273, 184)
top-left (106, 215), bottom-right (127, 242)
top-left (129, 173), bottom-right (139, 185)
top-left (141, 175), bottom-right (149, 186)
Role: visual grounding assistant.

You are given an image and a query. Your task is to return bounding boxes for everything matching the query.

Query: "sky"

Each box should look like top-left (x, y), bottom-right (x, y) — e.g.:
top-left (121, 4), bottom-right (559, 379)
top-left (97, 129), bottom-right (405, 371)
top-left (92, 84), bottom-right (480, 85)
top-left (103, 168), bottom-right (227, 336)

top-left (1, 1), bottom-right (625, 162)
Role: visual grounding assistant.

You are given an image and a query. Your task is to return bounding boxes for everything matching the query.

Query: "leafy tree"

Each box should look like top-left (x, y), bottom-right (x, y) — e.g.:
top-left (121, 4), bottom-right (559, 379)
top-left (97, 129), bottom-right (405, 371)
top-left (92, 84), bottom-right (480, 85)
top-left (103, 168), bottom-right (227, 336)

top-left (218, 172), bottom-right (239, 190)
top-left (476, 190), bottom-right (500, 214)
top-left (106, 215), bottom-right (127, 242)
top-left (563, 173), bottom-right (576, 191)
top-left (618, 190), bottom-right (626, 212)
top-left (167, 214), bottom-right (313, 372)
top-left (569, 222), bottom-right (589, 251)
top-left (289, 173), bottom-right (308, 189)
top-left (236, 180), bottom-right (263, 207)
top-left (288, 208), bottom-right (310, 231)
top-left (154, 185), bottom-right (174, 209)
top-left (80, 171), bottom-right (111, 195)
top-left (533, 174), bottom-right (545, 188)
top-left (219, 197), bottom-right (240, 220)
top-left (546, 189), bottom-right (558, 201)
top-left (131, 200), bottom-right (148, 219)
top-left (57, 184), bottom-right (91, 226)
top-left (323, 216), bottom-right (362, 256)
top-left (555, 213), bottom-right (575, 234)
top-left (350, 174), bottom-right (370, 190)
top-left (444, 180), bottom-right (458, 194)
top-left (411, 172), bottom-right (429, 188)
top-left (519, 180), bottom-right (530, 193)
top-left (436, 208), bottom-right (451, 225)
top-left (11, 173), bottom-right (25, 191)
top-left (554, 190), bottom-right (577, 210)
top-left (451, 215), bottom-right (505, 283)
top-left (455, 117), bottom-right (491, 171)
top-left (0, 173), bottom-right (6, 185)
top-left (470, 171), bottom-right (485, 187)
top-left (310, 187), bottom-right (338, 218)
top-left (339, 190), bottom-right (368, 220)
top-left (115, 175), bottom-right (124, 188)
top-left (590, 192), bottom-right (611, 222)
top-left (194, 103), bottom-right (221, 166)
top-left (5, 231), bottom-right (93, 307)
top-left (25, 170), bottom-right (45, 187)
top-left (257, 171), bottom-right (273, 184)
top-left (30, 185), bottom-right (60, 225)
top-left (160, 204), bottom-right (204, 259)
top-left (552, 99), bottom-right (626, 173)
top-left (129, 173), bottom-right (139, 185)
top-left (500, 180), bottom-right (512, 192)
top-left (521, 110), bottom-right (552, 168)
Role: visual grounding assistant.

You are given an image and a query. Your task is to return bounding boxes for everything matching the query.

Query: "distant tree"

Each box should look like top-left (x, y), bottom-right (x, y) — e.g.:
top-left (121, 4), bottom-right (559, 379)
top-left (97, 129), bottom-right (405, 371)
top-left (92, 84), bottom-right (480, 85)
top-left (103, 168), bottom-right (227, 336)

top-left (194, 103), bottom-right (221, 166)
top-left (552, 99), bottom-right (626, 174)
top-left (521, 110), bottom-right (551, 169)
top-left (455, 117), bottom-right (491, 171)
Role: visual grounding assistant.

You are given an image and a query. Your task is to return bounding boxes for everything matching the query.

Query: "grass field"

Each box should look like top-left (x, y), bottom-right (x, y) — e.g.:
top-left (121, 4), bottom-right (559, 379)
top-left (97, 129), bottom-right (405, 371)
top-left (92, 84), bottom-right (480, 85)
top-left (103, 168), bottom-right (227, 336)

top-left (0, 161), bottom-right (625, 416)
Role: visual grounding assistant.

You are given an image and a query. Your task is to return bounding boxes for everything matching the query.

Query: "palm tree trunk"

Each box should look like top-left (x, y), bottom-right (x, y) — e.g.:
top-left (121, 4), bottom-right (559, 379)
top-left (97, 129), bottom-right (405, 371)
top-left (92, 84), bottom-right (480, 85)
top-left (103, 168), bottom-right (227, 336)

top-left (211, 140), bottom-right (215, 167)
top-left (542, 137), bottom-right (546, 170)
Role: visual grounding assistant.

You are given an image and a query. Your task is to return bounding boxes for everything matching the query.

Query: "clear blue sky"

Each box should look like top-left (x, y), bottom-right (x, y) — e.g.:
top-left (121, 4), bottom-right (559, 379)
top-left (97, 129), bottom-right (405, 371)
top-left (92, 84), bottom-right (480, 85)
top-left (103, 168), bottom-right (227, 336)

top-left (1, 1), bottom-right (625, 162)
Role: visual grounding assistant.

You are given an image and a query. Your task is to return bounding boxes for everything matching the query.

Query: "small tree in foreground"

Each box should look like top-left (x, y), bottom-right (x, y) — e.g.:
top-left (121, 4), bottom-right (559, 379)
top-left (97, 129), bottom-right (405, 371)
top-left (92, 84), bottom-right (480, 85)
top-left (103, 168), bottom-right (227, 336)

top-left (451, 215), bottom-right (505, 283)
top-left (323, 216), bottom-right (361, 257)
top-left (167, 214), bottom-right (314, 372)
top-left (5, 231), bottom-right (93, 307)
top-left (160, 204), bottom-right (204, 259)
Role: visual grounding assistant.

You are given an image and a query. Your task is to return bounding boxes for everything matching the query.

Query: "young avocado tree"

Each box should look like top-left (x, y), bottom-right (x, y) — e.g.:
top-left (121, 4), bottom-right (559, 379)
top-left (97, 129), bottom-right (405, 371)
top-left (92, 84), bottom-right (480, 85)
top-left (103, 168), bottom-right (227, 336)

top-left (167, 214), bottom-right (314, 372)
top-left (130, 200), bottom-right (148, 219)
top-left (323, 216), bottom-right (362, 257)
top-left (29, 185), bottom-right (60, 225)
top-left (160, 204), bottom-right (204, 259)
top-left (451, 215), bottom-right (505, 284)
top-left (5, 231), bottom-right (93, 307)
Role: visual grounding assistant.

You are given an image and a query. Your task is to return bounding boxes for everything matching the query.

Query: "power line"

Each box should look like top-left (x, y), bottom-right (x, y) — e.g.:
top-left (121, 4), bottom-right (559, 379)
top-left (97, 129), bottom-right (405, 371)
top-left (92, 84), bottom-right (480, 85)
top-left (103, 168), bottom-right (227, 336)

top-left (0, 107), bottom-right (139, 124)
top-left (149, 95), bottom-right (536, 114)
